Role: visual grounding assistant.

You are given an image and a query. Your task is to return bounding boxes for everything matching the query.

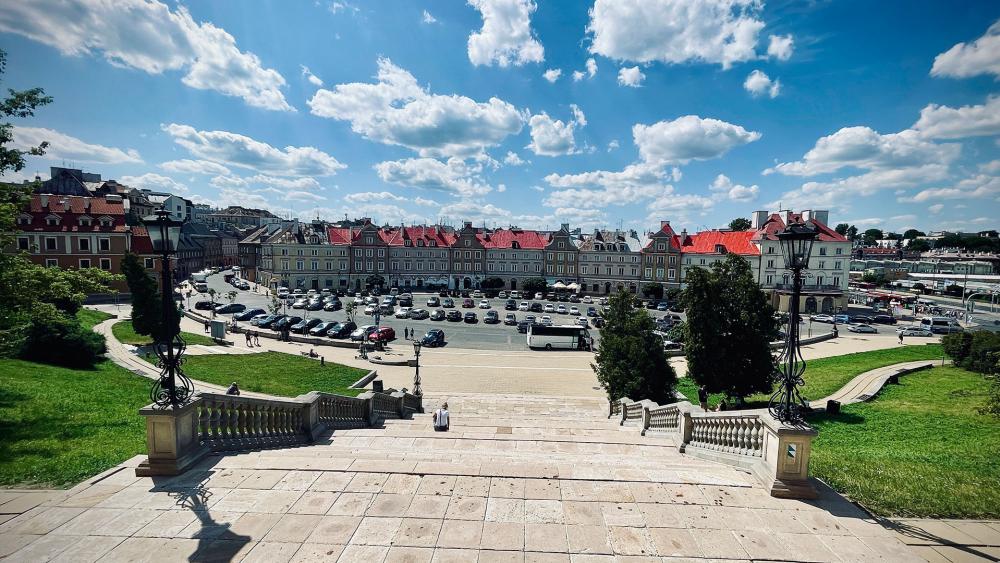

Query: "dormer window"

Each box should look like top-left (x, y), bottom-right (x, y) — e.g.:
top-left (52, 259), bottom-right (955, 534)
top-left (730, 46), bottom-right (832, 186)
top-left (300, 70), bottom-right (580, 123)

top-left (98, 216), bottom-right (113, 227)
top-left (715, 244), bottom-right (727, 254)
top-left (511, 241), bottom-right (519, 249)
top-left (595, 244), bottom-right (603, 251)
top-left (417, 240), bottom-right (424, 247)
top-left (429, 240), bottom-right (436, 247)
top-left (78, 216), bottom-right (93, 227)
top-left (17, 214), bottom-right (30, 226)
top-left (404, 240), bottom-right (412, 246)
top-left (45, 214), bottom-right (61, 226)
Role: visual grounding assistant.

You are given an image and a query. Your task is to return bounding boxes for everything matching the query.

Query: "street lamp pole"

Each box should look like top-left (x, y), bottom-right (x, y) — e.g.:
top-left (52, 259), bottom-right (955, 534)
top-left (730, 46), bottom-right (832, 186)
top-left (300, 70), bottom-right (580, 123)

top-left (411, 340), bottom-right (423, 400)
top-left (143, 209), bottom-right (194, 408)
top-left (770, 222), bottom-right (819, 424)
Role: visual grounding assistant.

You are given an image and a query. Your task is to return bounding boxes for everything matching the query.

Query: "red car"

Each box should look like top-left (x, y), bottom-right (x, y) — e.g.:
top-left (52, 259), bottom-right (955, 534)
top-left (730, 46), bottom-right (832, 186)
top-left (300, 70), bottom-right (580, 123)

top-left (368, 326), bottom-right (396, 343)
top-left (462, 298), bottom-right (475, 308)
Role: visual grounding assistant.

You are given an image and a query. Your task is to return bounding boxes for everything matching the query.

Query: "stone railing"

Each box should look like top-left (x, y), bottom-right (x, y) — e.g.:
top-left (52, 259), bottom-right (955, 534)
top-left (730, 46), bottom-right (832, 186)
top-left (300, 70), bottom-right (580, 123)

top-left (619, 397), bottom-right (818, 499)
top-left (136, 388), bottom-right (422, 477)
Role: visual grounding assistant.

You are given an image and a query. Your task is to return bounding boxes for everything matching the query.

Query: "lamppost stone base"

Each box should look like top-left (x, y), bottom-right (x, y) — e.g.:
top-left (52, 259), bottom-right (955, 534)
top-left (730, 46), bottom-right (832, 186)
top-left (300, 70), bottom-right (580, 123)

top-left (135, 399), bottom-right (209, 477)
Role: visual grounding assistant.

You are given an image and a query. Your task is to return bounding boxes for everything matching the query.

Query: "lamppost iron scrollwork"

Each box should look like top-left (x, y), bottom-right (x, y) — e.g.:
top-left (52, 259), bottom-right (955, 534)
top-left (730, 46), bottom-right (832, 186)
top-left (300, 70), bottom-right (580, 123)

top-left (769, 222), bottom-right (819, 424)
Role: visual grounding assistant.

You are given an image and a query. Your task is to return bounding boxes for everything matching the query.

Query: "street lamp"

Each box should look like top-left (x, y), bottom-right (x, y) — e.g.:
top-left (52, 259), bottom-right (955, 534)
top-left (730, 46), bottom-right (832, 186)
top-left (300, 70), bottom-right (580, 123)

top-left (769, 222), bottom-right (819, 424)
top-left (142, 209), bottom-right (195, 408)
top-left (411, 339), bottom-right (423, 400)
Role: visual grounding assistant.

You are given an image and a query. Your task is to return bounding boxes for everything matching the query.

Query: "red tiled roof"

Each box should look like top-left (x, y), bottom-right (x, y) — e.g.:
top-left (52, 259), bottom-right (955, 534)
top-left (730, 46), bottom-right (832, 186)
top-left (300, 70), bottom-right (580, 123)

top-left (130, 226), bottom-right (154, 254)
top-left (327, 227), bottom-right (353, 245)
top-left (23, 194), bottom-right (127, 233)
top-left (383, 226), bottom-right (456, 247)
top-left (643, 222), bottom-right (681, 251)
top-left (681, 230), bottom-right (760, 255)
top-left (479, 228), bottom-right (547, 249)
top-left (753, 213), bottom-right (847, 242)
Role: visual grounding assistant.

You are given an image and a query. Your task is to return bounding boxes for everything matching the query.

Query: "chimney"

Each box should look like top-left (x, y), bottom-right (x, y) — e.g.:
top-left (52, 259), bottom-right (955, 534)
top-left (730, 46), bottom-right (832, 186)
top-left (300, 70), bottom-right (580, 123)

top-left (801, 210), bottom-right (813, 222)
top-left (812, 210), bottom-right (829, 226)
top-left (660, 220), bottom-right (670, 230)
top-left (560, 223), bottom-right (569, 232)
top-left (751, 210), bottom-right (768, 230)
top-left (40, 194), bottom-right (48, 208)
top-left (781, 209), bottom-right (794, 226)
top-left (62, 199), bottom-right (71, 212)
top-left (463, 221), bottom-right (472, 229)
top-left (680, 228), bottom-right (688, 242)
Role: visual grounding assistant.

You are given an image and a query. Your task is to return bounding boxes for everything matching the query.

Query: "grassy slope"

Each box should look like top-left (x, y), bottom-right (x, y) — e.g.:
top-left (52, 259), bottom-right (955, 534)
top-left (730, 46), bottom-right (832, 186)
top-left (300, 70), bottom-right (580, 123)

top-left (0, 358), bottom-right (148, 488)
top-left (111, 320), bottom-right (217, 347)
top-left (808, 366), bottom-right (1000, 518)
top-left (177, 352), bottom-right (367, 397)
top-left (76, 308), bottom-right (114, 330)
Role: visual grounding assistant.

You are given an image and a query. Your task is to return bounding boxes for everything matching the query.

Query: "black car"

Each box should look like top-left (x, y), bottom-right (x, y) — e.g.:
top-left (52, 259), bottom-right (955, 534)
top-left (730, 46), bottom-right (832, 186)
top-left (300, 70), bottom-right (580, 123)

top-left (234, 307), bottom-right (265, 321)
top-left (305, 300), bottom-right (324, 311)
top-left (194, 300), bottom-right (216, 311)
top-left (645, 300), bottom-right (658, 309)
top-left (446, 310), bottom-right (463, 322)
top-left (272, 315), bottom-right (302, 331)
top-left (569, 294), bottom-right (581, 303)
top-left (668, 303), bottom-right (684, 313)
top-left (326, 321), bottom-right (357, 338)
top-left (421, 329), bottom-right (445, 347)
top-left (291, 318), bottom-right (322, 333)
top-left (309, 321), bottom-right (336, 336)
top-left (399, 296), bottom-right (413, 307)
top-left (529, 302), bottom-right (543, 312)
top-left (438, 290), bottom-right (450, 297)
top-left (591, 317), bottom-right (605, 328)
top-left (213, 303), bottom-right (246, 314)
top-left (873, 314), bottom-right (897, 325)
top-left (516, 320), bottom-right (532, 333)
top-left (850, 315), bottom-right (875, 324)
top-left (257, 314), bottom-right (284, 329)
top-left (463, 312), bottom-right (478, 323)
top-left (323, 300), bottom-right (343, 311)
top-left (504, 299), bottom-right (517, 310)
top-left (484, 310), bottom-right (500, 324)
top-left (586, 307), bottom-right (597, 317)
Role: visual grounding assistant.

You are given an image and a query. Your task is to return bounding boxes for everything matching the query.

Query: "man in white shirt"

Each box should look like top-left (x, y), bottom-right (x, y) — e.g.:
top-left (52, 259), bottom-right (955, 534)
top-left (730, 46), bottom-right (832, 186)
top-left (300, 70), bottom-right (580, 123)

top-left (433, 402), bottom-right (450, 432)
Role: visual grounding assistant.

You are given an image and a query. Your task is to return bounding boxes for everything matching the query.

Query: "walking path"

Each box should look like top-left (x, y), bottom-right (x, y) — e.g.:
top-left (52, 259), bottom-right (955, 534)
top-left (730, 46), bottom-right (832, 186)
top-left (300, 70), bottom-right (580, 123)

top-left (808, 359), bottom-right (941, 409)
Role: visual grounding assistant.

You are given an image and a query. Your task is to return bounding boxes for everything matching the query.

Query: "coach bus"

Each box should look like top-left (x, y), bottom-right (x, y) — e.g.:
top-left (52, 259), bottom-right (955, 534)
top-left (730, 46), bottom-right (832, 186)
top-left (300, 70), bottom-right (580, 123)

top-left (527, 324), bottom-right (593, 350)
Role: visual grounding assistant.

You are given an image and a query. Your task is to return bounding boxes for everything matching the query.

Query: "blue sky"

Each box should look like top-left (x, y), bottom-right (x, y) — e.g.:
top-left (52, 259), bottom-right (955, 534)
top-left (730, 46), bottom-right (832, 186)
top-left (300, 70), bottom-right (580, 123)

top-left (2, 0), bottom-right (998, 234)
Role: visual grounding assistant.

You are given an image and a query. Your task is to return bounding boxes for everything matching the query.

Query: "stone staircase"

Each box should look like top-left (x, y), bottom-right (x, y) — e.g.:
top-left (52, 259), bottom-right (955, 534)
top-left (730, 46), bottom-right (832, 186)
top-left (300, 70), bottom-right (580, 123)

top-left (0, 393), bottom-right (924, 562)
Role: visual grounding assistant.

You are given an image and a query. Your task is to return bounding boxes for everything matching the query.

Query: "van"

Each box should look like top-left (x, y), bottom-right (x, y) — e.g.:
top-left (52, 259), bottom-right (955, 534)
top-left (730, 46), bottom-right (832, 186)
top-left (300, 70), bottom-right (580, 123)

top-left (194, 282), bottom-right (208, 292)
top-left (919, 316), bottom-right (962, 334)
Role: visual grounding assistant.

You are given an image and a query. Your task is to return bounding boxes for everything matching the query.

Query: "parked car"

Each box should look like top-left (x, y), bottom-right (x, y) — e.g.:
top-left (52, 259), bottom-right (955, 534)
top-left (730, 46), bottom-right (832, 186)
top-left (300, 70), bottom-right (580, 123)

top-left (530, 302), bottom-right (543, 313)
top-left (811, 314), bottom-right (835, 323)
top-left (369, 327), bottom-right (396, 343)
top-left (395, 307), bottom-right (412, 319)
top-left (543, 304), bottom-right (555, 313)
top-left (430, 309), bottom-right (446, 321)
top-left (556, 305), bottom-right (567, 314)
top-left (540, 315), bottom-right (553, 326)
top-left (518, 302), bottom-right (530, 311)
top-left (668, 303), bottom-right (684, 313)
top-left (471, 290), bottom-right (484, 299)
top-left (516, 320), bottom-right (532, 333)
top-left (569, 306), bottom-right (580, 315)
top-left (479, 300), bottom-right (491, 309)
top-left (534, 292), bottom-right (544, 300)
top-left (484, 310), bottom-right (500, 324)
top-left (591, 317), bottom-right (605, 328)
top-left (350, 325), bottom-right (377, 341)
top-left (291, 318), bottom-right (322, 334)
top-left (442, 298), bottom-right (455, 308)
top-left (656, 302), bottom-right (669, 311)
top-left (897, 326), bottom-right (934, 337)
top-left (248, 313), bottom-right (270, 325)
top-left (272, 316), bottom-right (301, 331)
top-left (194, 300), bottom-right (216, 311)
top-left (398, 296), bottom-right (413, 308)
top-left (833, 314), bottom-right (850, 324)
top-left (364, 304), bottom-right (378, 315)
top-left (504, 313), bottom-right (517, 326)
top-left (427, 297), bottom-right (440, 307)
top-left (309, 321), bottom-right (336, 336)
top-left (847, 324), bottom-right (878, 334)
top-left (509, 291), bottom-right (521, 299)
top-left (323, 301), bottom-right (343, 311)
top-left (290, 299), bottom-right (307, 309)
top-left (326, 321), bottom-right (357, 339)
top-left (214, 303), bottom-right (246, 314)
top-left (525, 314), bottom-right (537, 325)
top-left (446, 310), bottom-right (463, 322)
top-left (497, 291), bottom-right (507, 299)
top-left (872, 314), bottom-right (897, 325)
top-left (421, 329), bottom-right (445, 347)
top-left (569, 294), bottom-right (580, 303)
top-left (504, 299), bottom-right (517, 310)
top-left (850, 315), bottom-right (875, 324)
top-left (234, 308), bottom-right (265, 321)
top-left (576, 317), bottom-right (589, 327)
top-left (586, 307), bottom-right (597, 317)
top-left (306, 300), bottom-right (324, 311)
top-left (463, 312), bottom-right (478, 323)
top-left (410, 308), bottom-right (429, 320)
top-left (462, 298), bottom-right (475, 308)
top-left (257, 314), bottom-right (284, 329)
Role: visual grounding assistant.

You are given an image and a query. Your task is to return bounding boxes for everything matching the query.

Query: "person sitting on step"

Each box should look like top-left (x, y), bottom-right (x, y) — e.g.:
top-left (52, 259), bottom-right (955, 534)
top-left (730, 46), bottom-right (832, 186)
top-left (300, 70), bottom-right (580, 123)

top-left (433, 402), bottom-right (450, 432)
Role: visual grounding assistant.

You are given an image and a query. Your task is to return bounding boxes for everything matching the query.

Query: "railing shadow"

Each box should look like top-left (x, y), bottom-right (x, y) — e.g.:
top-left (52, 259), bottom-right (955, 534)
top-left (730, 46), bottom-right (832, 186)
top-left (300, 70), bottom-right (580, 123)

top-left (878, 519), bottom-right (1000, 562)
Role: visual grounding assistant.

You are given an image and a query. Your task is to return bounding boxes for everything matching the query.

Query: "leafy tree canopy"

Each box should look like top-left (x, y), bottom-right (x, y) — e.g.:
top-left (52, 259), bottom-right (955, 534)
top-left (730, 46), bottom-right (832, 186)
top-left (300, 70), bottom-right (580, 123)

top-left (728, 217), bottom-right (751, 231)
top-left (522, 277), bottom-right (548, 297)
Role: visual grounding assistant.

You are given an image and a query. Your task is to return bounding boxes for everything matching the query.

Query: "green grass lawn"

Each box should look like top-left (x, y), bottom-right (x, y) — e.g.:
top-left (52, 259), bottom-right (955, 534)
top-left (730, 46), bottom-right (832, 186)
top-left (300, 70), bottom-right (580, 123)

top-left (676, 343), bottom-right (944, 408)
top-left (76, 308), bottom-right (114, 330)
top-left (176, 352), bottom-right (367, 397)
top-left (111, 320), bottom-right (218, 347)
top-left (808, 366), bottom-right (1000, 518)
top-left (0, 358), bottom-right (148, 488)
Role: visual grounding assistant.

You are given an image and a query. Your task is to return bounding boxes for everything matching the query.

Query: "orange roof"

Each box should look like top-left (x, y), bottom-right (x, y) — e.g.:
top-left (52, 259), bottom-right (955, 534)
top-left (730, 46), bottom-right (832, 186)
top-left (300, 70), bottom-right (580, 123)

top-left (681, 230), bottom-right (759, 255)
top-left (753, 212), bottom-right (847, 242)
top-left (24, 194), bottom-right (127, 233)
top-left (479, 228), bottom-right (548, 249)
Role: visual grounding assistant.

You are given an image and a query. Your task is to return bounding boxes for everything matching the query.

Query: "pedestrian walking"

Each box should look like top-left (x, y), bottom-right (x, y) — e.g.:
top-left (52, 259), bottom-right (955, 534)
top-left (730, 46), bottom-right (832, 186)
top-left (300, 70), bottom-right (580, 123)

top-left (899, 332), bottom-right (904, 345)
top-left (253, 331), bottom-right (260, 346)
top-left (698, 385), bottom-right (709, 411)
top-left (204, 320), bottom-right (210, 334)
top-left (245, 331), bottom-right (252, 347)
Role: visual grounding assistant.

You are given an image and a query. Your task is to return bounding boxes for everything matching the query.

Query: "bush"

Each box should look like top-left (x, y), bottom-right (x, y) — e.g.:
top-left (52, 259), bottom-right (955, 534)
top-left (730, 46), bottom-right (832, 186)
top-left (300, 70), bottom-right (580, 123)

top-left (966, 331), bottom-right (1000, 375)
top-left (943, 332), bottom-right (973, 365)
top-left (19, 307), bottom-right (106, 368)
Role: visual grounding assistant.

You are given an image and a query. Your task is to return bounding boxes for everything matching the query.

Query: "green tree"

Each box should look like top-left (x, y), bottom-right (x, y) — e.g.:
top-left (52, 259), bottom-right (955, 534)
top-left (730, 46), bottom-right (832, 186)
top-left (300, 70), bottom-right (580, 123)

top-left (903, 229), bottom-right (925, 239)
top-left (592, 289), bottom-right (677, 404)
top-left (665, 288), bottom-right (681, 302)
top-left (641, 282), bottom-right (664, 300)
top-left (907, 239), bottom-right (931, 252)
top-left (481, 277), bottom-right (505, 290)
top-left (522, 277), bottom-right (547, 297)
top-left (344, 299), bottom-right (357, 324)
top-left (847, 225), bottom-right (859, 241)
top-left (121, 253), bottom-right (161, 338)
top-left (728, 217), bottom-right (751, 231)
top-left (861, 271), bottom-right (886, 286)
top-left (862, 228), bottom-right (883, 246)
top-left (835, 223), bottom-right (850, 236)
top-left (683, 254), bottom-right (777, 403)
top-left (267, 296), bottom-right (283, 315)
top-left (365, 274), bottom-right (385, 289)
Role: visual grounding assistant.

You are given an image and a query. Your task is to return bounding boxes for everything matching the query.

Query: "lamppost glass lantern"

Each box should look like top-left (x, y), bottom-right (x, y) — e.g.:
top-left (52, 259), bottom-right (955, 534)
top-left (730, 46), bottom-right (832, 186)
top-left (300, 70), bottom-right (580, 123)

top-left (142, 209), bottom-right (183, 255)
top-left (776, 222), bottom-right (818, 270)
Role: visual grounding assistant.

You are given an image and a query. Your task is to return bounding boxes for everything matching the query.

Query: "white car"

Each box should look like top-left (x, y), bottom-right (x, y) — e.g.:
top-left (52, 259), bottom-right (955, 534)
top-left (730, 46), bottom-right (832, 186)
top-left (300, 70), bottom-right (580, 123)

top-left (811, 314), bottom-right (835, 323)
top-left (351, 325), bottom-right (375, 340)
top-left (576, 317), bottom-right (589, 327)
top-left (535, 292), bottom-right (544, 300)
top-left (292, 299), bottom-right (308, 309)
top-left (556, 305), bottom-right (568, 314)
top-left (569, 306), bottom-right (580, 315)
top-left (364, 304), bottom-right (377, 315)
top-left (395, 307), bottom-right (412, 318)
top-left (518, 302), bottom-right (530, 311)
top-left (479, 300), bottom-right (491, 309)
top-left (543, 304), bottom-right (555, 313)
top-left (509, 291), bottom-right (520, 299)
top-left (847, 324), bottom-right (877, 334)
top-left (897, 326), bottom-right (934, 337)
top-left (582, 296), bottom-right (593, 303)
top-left (497, 291), bottom-right (508, 299)
top-left (540, 315), bottom-right (553, 326)
top-left (472, 290), bottom-right (484, 299)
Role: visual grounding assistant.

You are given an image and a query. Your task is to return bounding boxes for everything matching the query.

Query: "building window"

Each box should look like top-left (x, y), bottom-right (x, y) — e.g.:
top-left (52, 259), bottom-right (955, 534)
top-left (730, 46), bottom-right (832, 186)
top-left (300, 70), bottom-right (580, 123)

top-left (99, 258), bottom-right (111, 270)
top-left (464, 240), bottom-right (471, 247)
top-left (99, 238), bottom-right (110, 251)
top-left (667, 269), bottom-right (675, 280)
top-left (835, 247), bottom-right (843, 255)
top-left (79, 258), bottom-right (91, 269)
top-left (765, 274), bottom-right (773, 284)
top-left (45, 237), bottom-right (57, 251)
top-left (819, 247), bottom-right (827, 256)
top-left (296, 260), bottom-right (304, 270)
top-left (144, 258), bottom-right (154, 268)
top-left (645, 267), bottom-right (652, 278)
top-left (767, 259), bottom-right (774, 268)
top-left (17, 237), bottom-right (29, 250)
top-left (834, 261), bottom-right (841, 269)
top-left (833, 277), bottom-right (841, 287)
top-left (818, 261), bottom-right (825, 269)
top-left (558, 242), bottom-right (564, 249)
top-left (656, 268), bottom-right (664, 279)
top-left (668, 255), bottom-right (676, 265)
top-left (46, 216), bottom-right (59, 226)
top-left (311, 260), bottom-right (318, 271)
top-left (656, 243), bottom-right (664, 251)
top-left (79, 238), bottom-right (91, 251)
top-left (45, 259), bottom-right (58, 267)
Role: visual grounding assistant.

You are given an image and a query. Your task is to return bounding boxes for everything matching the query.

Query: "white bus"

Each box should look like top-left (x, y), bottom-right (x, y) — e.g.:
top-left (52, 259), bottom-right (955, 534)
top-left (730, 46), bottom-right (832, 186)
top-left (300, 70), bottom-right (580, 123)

top-left (527, 324), bottom-right (592, 350)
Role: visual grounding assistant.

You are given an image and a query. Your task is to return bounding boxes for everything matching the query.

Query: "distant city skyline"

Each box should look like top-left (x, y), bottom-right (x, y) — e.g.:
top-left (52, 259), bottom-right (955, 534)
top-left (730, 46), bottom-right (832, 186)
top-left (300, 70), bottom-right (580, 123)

top-left (1, 0), bottom-right (998, 234)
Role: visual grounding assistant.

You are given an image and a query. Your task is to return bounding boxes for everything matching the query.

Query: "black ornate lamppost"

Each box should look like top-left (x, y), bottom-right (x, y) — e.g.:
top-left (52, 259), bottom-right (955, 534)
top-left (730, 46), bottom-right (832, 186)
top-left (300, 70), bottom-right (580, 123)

top-left (142, 209), bottom-right (195, 408)
top-left (769, 222), bottom-right (819, 424)
top-left (411, 339), bottom-right (423, 399)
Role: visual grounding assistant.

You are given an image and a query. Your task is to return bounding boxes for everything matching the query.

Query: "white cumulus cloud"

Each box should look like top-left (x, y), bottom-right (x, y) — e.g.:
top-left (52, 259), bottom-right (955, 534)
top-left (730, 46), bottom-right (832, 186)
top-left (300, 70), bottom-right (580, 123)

top-left (422, 10), bottom-right (437, 24)
top-left (307, 58), bottom-right (526, 158)
top-left (912, 96), bottom-right (1000, 139)
top-left (618, 66), bottom-right (645, 87)
top-left (743, 69), bottom-right (780, 98)
top-left (159, 159), bottom-right (231, 176)
top-left (588, 0), bottom-right (766, 69)
top-left (710, 174), bottom-right (759, 202)
top-left (931, 19), bottom-right (1000, 79)
top-left (767, 34), bottom-right (794, 61)
top-left (467, 0), bottom-right (544, 67)
top-left (121, 173), bottom-right (187, 193)
top-left (162, 123), bottom-right (346, 176)
top-left (526, 105), bottom-right (587, 156)
top-left (0, 0), bottom-right (292, 111)
top-left (503, 151), bottom-right (528, 166)
top-left (543, 68), bottom-right (562, 83)
top-left (301, 65), bottom-right (323, 86)
top-left (374, 157), bottom-right (493, 197)
top-left (633, 115), bottom-right (761, 165)
top-left (13, 127), bottom-right (142, 164)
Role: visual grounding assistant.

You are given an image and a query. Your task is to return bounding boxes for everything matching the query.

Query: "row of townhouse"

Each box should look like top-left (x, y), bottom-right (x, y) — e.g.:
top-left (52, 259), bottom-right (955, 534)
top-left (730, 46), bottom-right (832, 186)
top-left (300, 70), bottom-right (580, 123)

top-left (243, 210), bottom-right (851, 313)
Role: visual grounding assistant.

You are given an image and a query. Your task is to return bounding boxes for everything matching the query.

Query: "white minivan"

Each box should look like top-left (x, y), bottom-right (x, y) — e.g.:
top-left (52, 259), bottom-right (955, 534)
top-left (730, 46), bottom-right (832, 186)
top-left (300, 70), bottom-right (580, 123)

top-left (919, 316), bottom-right (962, 334)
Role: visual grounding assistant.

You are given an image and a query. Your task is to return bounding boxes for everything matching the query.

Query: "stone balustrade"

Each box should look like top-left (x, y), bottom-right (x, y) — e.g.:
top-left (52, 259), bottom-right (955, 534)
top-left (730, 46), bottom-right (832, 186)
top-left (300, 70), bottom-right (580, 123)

top-left (621, 397), bottom-right (818, 499)
top-left (136, 388), bottom-right (421, 477)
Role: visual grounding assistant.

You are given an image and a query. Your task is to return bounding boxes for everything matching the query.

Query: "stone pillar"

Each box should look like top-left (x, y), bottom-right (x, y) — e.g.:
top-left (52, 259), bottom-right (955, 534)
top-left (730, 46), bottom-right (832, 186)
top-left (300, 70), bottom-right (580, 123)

top-left (640, 407), bottom-right (651, 436)
top-left (677, 409), bottom-right (693, 453)
top-left (760, 417), bottom-right (819, 499)
top-left (297, 392), bottom-right (322, 441)
top-left (136, 398), bottom-right (210, 477)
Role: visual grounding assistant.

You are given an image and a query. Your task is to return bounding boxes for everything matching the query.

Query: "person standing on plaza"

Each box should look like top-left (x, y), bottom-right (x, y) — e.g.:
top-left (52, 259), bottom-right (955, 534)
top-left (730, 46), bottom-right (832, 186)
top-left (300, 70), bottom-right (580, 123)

top-left (698, 385), bottom-right (709, 411)
top-left (245, 330), bottom-right (252, 347)
top-left (204, 320), bottom-right (210, 334)
top-left (253, 331), bottom-right (260, 347)
top-left (899, 332), bottom-right (904, 345)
